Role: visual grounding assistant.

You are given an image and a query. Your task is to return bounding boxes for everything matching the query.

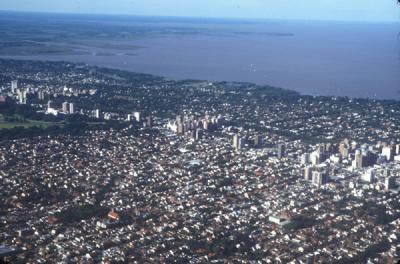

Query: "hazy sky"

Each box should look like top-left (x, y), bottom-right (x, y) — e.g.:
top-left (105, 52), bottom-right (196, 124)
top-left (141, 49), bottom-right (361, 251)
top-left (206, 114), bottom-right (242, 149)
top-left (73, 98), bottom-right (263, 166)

top-left (1, 0), bottom-right (399, 22)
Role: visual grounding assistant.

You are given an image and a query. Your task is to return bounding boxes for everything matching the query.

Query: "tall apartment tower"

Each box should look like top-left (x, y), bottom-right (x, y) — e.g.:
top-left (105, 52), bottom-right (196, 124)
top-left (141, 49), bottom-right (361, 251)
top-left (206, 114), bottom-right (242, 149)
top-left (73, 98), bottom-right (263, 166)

top-left (382, 146), bottom-right (395, 161)
top-left (277, 144), bottom-right (285, 159)
top-left (133, 112), bottom-right (141, 122)
top-left (361, 169), bottom-right (376, 183)
top-left (11, 80), bottom-right (18, 93)
top-left (146, 116), bottom-right (154, 127)
top-left (195, 128), bottom-right (203, 141)
top-left (38, 91), bottom-right (45, 100)
top-left (312, 171), bottom-right (328, 187)
top-left (304, 166), bottom-right (313, 181)
top-left (233, 134), bottom-right (240, 150)
top-left (69, 103), bottom-right (75, 114)
top-left (254, 135), bottom-right (263, 148)
top-left (62, 102), bottom-right (69, 113)
top-left (17, 90), bottom-right (27, 104)
top-left (95, 109), bottom-right (101, 119)
top-left (176, 115), bottom-right (184, 124)
top-left (385, 176), bottom-right (396, 191)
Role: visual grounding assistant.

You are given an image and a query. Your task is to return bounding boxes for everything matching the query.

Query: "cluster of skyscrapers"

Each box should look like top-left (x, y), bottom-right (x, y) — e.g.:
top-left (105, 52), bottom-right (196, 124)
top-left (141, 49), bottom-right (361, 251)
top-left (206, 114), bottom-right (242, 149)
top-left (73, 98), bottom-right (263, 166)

top-left (302, 139), bottom-right (400, 189)
top-left (167, 114), bottom-right (224, 140)
top-left (232, 134), bottom-right (264, 150)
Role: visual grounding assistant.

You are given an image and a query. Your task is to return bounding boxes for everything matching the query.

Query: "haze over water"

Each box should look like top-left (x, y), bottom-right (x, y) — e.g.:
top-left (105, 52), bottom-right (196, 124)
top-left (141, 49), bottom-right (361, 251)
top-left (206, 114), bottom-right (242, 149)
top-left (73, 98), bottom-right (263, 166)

top-left (1, 12), bottom-right (400, 99)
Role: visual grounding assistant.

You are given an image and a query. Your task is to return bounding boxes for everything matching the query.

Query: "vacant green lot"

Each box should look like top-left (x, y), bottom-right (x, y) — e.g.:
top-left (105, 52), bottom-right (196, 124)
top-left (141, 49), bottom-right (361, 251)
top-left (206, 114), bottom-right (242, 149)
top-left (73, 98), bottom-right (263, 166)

top-left (0, 113), bottom-right (62, 129)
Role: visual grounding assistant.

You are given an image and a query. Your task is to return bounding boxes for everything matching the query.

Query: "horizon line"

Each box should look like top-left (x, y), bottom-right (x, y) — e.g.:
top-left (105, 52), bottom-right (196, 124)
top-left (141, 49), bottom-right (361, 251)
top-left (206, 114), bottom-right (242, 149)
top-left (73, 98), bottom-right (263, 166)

top-left (0, 9), bottom-right (399, 24)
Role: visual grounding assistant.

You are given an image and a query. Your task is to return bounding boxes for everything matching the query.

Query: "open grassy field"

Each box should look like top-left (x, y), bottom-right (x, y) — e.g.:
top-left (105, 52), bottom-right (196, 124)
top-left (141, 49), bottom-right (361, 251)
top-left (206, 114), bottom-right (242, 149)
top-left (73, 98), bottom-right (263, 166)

top-left (0, 114), bottom-right (62, 129)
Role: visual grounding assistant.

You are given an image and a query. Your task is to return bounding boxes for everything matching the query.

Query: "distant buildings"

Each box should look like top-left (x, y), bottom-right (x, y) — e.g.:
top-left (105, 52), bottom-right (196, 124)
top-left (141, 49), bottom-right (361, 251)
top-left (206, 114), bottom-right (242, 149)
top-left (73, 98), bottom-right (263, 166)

top-left (361, 169), bottom-right (376, 183)
top-left (69, 103), bottom-right (75, 114)
top-left (62, 102), bottom-right (69, 113)
top-left (46, 100), bottom-right (58, 116)
top-left (312, 171), bottom-right (328, 187)
top-left (253, 135), bottom-right (263, 148)
top-left (11, 80), bottom-right (18, 93)
top-left (277, 144), bottom-right (285, 159)
top-left (146, 116), bottom-right (154, 127)
top-left (304, 166), bottom-right (313, 181)
top-left (310, 152), bottom-right (321, 165)
top-left (203, 120), bottom-right (209, 131)
top-left (301, 153), bottom-right (310, 165)
top-left (95, 109), bottom-right (101, 119)
top-left (268, 215), bottom-right (291, 226)
top-left (382, 146), bottom-right (395, 161)
top-left (233, 134), bottom-right (240, 149)
top-left (354, 149), bottom-right (377, 168)
top-left (195, 128), bottom-right (203, 141)
top-left (17, 90), bottom-right (26, 104)
top-left (133, 112), bottom-right (141, 122)
top-left (58, 101), bottom-right (76, 115)
top-left (38, 91), bottom-right (45, 100)
top-left (385, 176), bottom-right (396, 191)
top-left (233, 134), bottom-right (246, 150)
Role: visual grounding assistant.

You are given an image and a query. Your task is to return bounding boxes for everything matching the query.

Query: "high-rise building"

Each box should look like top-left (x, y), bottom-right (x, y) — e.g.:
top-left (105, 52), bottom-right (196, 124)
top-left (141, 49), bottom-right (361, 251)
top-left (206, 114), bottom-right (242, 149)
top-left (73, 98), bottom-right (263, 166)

top-left (233, 134), bottom-right (240, 150)
top-left (301, 153), bottom-right (310, 164)
top-left (195, 128), bottom-right (203, 141)
top-left (62, 102), bottom-right (69, 113)
top-left (146, 116), bottom-right (154, 127)
top-left (176, 115), bottom-right (183, 124)
top-left (382, 146), bottom-right (395, 161)
top-left (396, 144), bottom-right (400, 155)
top-left (203, 120), bottom-right (210, 131)
top-left (47, 100), bottom-right (53, 110)
top-left (239, 137), bottom-right (246, 150)
top-left (304, 166), bottom-right (313, 181)
top-left (69, 103), bottom-right (74, 114)
top-left (190, 130), bottom-right (196, 139)
top-left (312, 171), bottom-right (328, 187)
top-left (254, 135), bottom-right (263, 148)
top-left (385, 176), bottom-right (396, 191)
top-left (361, 169), bottom-right (376, 183)
top-left (177, 123), bottom-right (185, 134)
top-left (339, 143), bottom-right (349, 158)
top-left (17, 90), bottom-right (27, 104)
top-left (133, 112), bottom-right (141, 122)
top-left (325, 143), bottom-right (333, 153)
top-left (277, 144), bottom-right (285, 159)
top-left (355, 151), bottom-right (363, 168)
top-left (95, 109), bottom-right (101, 119)
top-left (355, 150), bottom-right (377, 168)
top-left (316, 144), bottom-right (325, 155)
top-left (11, 80), bottom-right (18, 93)
top-left (38, 91), bottom-right (45, 100)
top-left (310, 152), bottom-right (321, 165)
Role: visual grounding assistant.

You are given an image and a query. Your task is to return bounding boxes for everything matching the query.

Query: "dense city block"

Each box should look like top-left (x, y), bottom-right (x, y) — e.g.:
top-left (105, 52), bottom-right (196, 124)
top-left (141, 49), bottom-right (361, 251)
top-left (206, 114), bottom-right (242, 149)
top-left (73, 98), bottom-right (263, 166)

top-left (1, 59), bottom-right (400, 263)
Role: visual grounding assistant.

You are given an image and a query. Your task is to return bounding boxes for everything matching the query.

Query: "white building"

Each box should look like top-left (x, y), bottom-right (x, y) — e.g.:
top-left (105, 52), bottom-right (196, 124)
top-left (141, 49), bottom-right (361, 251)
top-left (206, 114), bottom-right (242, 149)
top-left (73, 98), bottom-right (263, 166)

top-left (17, 90), bottom-right (27, 104)
top-left (133, 112), bottom-right (141, 122)
top-left (62, 102), bottom-right (69, 113)
top-left (95, 109), bottom-right (101, 119)
top-left (382, 146), bottom-right (394, 161)
top-left (11, 80), bottom-right (18, 93)
top-left (69, 103), bottom-right (75, 114)
top-left (310, 152), bottom-right (320, 165)
top-left (361, 169), bottom-right (376, 183)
